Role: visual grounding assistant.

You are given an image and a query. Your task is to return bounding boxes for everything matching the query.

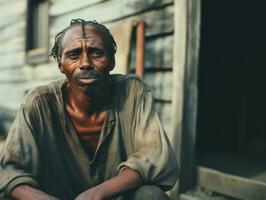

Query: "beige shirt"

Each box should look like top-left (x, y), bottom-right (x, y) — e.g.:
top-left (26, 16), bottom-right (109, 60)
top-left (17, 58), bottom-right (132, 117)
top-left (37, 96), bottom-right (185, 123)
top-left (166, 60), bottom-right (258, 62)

top-left (0, 74), bottom-right (178, 200)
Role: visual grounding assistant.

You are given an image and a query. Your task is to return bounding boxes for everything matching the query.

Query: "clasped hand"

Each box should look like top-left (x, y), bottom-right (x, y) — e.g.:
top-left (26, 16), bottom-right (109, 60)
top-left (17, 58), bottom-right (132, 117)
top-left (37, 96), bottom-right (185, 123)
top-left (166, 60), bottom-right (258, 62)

top-left (74, 185), bottom-right (105, 200)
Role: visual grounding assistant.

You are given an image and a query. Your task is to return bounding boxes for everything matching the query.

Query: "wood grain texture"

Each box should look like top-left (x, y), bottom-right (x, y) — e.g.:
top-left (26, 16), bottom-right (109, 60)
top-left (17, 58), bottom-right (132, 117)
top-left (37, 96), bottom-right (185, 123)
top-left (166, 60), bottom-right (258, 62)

top-left (178, 0), bottom-right (201, 193)
top-left (145, 35), bottom-right (173, 68)
top-left (30, 62), bottom-right (64, 80)
top-left (0, 21), bottom-right (25, 43)
top-left (0, 83), bottom-right (27, 109)
top-left (0, 36), bottom-right (25, 55)
top-left (0, 79), bottom-right (54, 109)
top-left (169, 0), bottom-right (201, 198)
top-left (50, 0), bottom-right (173, 32)
top-left (145, 71), bottom-right (172, 101)
top-left (50, 0), bottom-right (106, 16)
top-left (106, 5), bottom-right (174, 38)
top-left (0, 0), bottom-right (26, 29)
top-left (0, 66), bottom-right (31, 83)
top-left (0, 1), bottom-right (26, 70)
top-left (0, 62), bottom-right (63, 83)
top-left (129, 35), bottom-right (173, 70)
top-left (0, 52), bottom-right (25, 70)
top-left (197, 166), bottom-right (266, 200)
top-left (50, 4), bottom-right (173, 40)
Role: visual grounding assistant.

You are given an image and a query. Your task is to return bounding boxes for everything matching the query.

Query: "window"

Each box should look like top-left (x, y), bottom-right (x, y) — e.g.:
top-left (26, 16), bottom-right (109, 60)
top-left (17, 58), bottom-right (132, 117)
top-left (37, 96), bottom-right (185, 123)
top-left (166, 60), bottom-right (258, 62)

top-left (26, 0), bottom-right (49, 64)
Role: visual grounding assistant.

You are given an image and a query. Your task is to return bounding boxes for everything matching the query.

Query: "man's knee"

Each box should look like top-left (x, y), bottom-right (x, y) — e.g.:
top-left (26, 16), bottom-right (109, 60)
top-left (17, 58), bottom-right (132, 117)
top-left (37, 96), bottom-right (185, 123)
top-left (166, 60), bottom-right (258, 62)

top-left (130, 185), bottom-right (170, 200)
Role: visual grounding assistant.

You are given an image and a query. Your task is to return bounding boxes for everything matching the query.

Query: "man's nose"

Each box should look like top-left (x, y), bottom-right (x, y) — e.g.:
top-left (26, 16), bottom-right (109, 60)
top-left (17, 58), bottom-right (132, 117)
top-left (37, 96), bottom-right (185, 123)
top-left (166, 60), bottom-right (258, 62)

top-left (80, 53), bottom-right (92, 69)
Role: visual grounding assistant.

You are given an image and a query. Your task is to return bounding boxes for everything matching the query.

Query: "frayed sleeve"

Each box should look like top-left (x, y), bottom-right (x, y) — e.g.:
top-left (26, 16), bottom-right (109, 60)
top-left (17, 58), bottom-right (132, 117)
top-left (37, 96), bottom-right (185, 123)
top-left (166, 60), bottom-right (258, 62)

top-left (0, 105), bottom-right (40, 198)
top-left (117, 87), bottom-right (179, 190)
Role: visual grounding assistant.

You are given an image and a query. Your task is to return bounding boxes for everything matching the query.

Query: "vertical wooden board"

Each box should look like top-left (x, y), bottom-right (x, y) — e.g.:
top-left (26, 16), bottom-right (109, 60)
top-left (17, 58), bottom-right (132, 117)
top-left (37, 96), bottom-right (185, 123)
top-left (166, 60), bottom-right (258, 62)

top-left (145, 71), bottom-right (172, 101)
top-left (171, 0), bottom-right (201, 196)
top-left (179, 0), bottom-right (201, 192)
top-left (169, 0), bottom-right (188, 199)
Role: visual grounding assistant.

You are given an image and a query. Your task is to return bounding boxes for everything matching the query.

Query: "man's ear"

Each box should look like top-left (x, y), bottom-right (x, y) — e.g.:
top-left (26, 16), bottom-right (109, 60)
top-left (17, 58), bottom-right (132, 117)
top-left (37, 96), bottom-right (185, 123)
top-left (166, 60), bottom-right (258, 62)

top-left (57, 58), bottom-right (65, 74)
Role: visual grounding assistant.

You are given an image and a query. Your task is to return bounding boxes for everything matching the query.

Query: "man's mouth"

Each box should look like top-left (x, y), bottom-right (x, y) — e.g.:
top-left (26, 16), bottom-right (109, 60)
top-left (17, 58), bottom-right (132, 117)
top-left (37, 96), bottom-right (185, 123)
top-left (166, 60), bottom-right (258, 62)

top-left (77, 78), bottom-right (98, 85)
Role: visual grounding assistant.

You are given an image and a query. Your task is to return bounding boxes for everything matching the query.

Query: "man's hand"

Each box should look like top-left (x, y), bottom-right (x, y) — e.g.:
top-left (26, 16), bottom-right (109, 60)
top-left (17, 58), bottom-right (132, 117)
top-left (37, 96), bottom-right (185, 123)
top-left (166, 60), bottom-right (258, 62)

top-left (75, 168), bottom-right (143, 200)
top-left (75, 186), bottom-right (104, 200)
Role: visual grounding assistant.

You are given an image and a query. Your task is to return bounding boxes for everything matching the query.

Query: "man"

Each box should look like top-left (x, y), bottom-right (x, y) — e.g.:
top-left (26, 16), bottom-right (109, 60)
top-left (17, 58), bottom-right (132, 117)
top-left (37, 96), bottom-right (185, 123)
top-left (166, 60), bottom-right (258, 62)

top-left (0, 19), bottom-right (178, 200)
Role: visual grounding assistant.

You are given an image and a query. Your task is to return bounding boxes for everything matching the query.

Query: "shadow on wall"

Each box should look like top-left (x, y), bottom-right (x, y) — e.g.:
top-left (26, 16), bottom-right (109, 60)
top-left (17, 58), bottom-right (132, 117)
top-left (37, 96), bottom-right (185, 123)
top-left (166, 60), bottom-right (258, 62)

top-left (0, 106), bottom-right (17, 140)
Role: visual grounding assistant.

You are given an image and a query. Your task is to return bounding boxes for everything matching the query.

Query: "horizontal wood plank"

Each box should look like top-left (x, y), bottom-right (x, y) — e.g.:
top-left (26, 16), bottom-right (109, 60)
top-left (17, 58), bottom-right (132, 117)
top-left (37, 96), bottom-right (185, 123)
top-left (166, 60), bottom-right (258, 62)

top-left (0, 36), bottom-right (25, 55)
top-left (50, 0), bottom-right (106, 16)
top-left (0, 52), bottom-right (25, 69)
top-left (50, 0), bottom-right (173, 32)
top-left (145, 71), bottom-right (172, 101)
top-left (0, 62), bottom-right (64, 83)
top-left (0, 84), bottom-right (27, 110)
top-left (197, 166), bottom-right (266, 200)
top-left (30, 62), bottom-right (64, 81)
top-left (106, 5), bottom-right (174, 37)
top-left (145, 35), bottom-right (173, 68)
top-left (50, 4), bottom-right (173, 41)
top-left (129, 35), bottom-right (173, 70)
top-left (0, 65), bottom-right (32, 83)
top-left (0, 0), bottom-right (26, 29)
top-left (0, 20), bottom-right (25, 42)
top-left (0, 80), bottom-right (55, 110)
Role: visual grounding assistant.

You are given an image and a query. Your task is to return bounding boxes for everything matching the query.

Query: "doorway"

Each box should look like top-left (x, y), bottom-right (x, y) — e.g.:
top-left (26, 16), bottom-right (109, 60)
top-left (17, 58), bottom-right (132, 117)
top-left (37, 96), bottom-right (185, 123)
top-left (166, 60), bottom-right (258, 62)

top-left (197, 0), bottom-right (266, 183)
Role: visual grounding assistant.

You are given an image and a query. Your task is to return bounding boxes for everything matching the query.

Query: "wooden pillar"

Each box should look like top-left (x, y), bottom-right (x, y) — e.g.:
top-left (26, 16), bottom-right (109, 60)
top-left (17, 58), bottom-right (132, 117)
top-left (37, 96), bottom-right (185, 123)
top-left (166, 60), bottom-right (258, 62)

top-left (170, 0), bottom-right (201, 197)
top-left (135, 20), bottom-right (145, 77)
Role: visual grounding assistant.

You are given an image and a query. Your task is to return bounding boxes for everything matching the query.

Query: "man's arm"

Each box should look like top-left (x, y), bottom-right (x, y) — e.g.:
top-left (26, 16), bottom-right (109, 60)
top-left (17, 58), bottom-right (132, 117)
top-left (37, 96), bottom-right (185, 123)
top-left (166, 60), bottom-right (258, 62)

top-left (75, 168), bottom-right (143, 200)
top-left (10, 185), bottom-right (59, 200)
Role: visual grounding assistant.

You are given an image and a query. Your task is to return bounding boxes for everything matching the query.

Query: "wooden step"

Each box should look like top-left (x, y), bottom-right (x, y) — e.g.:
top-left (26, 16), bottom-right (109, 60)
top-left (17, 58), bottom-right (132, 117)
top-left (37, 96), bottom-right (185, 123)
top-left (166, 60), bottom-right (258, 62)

top-left (197, 166), bottom-right (266, 200)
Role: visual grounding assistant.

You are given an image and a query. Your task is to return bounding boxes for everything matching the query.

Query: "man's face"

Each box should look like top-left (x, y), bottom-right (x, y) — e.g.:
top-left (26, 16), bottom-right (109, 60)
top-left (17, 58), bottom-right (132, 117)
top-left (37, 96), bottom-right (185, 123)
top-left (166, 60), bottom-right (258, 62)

top-left (58, 25), bottom-right (114, 96)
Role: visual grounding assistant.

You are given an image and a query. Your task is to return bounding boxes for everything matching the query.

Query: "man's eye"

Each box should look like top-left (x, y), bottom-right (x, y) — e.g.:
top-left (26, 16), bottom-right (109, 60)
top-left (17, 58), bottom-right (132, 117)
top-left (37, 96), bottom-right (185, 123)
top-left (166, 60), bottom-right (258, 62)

top-left (90, 51), bottom-right (103, 58)
top-left (68, 52), bottom-right (79, 59)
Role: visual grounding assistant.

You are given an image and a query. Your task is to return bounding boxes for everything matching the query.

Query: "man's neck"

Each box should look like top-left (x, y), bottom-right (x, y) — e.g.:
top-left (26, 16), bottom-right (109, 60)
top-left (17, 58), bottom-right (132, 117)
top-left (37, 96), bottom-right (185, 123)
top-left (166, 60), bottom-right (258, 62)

top-left (63, 83), bottom-right (111, 115)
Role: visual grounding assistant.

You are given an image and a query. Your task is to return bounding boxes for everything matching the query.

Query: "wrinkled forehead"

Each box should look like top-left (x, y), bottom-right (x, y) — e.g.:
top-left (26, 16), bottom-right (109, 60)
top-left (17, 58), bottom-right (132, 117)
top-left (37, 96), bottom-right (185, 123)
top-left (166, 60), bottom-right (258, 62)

top-left (61, 25), bottom-right (107, 48)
